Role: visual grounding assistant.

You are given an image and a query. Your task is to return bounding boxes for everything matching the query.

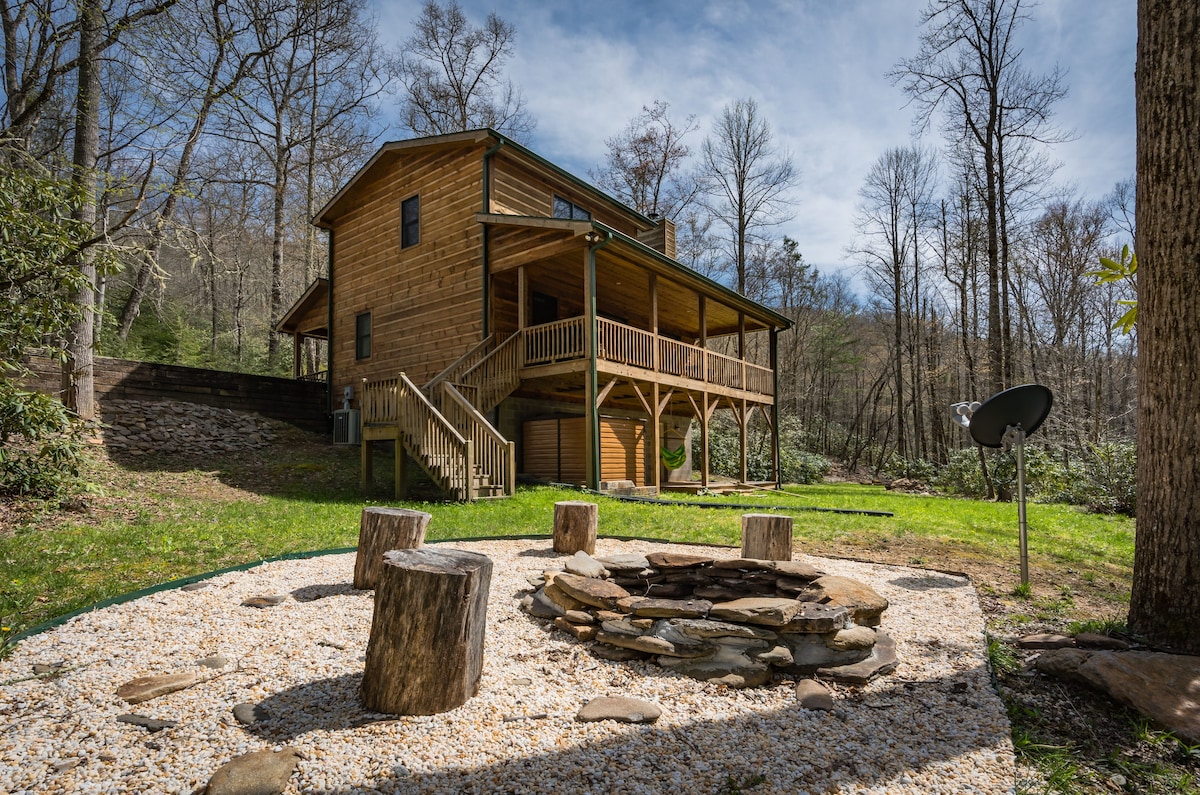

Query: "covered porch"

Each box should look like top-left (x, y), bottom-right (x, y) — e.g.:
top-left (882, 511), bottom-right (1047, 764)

top-left (481, 214), bottom-right (789, 491)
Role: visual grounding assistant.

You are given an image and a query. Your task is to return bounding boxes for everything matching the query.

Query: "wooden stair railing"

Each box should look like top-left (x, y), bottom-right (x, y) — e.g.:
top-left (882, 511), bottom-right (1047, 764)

top-left (423, 334), bottom-right (496, 399)
top-left (394, 373), bottom-right (476, 500)
top-left (440, 382), bottom-right (516, 497)
top-left (456, 329), bottom-right (524, 414)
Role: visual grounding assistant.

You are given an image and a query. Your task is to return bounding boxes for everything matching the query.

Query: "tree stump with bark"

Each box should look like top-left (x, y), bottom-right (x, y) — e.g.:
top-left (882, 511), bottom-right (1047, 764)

top-left (741, 513), bottom-right (793, 561)
top-left (353, 507), bottom-right (431, 590)
top-left (553, 501), bottom-right (597, 555)
top-left (360, 547), bottom-right (493, 715)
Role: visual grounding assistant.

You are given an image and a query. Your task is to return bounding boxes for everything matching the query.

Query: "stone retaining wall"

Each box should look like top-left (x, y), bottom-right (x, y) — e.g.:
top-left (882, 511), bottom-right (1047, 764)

top-left (21, 354), bottom-right (327, 434)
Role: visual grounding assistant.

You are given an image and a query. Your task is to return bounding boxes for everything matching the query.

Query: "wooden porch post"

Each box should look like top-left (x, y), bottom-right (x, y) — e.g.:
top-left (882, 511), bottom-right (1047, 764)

top-left (585, 245), bottom-right (600, 489)
top-left (771, 327), bottom-right (781, 488)
top-left (517, 265), bottom-right (528, 330)
top-left (650, 273), bottom-right (660, 491)
top-left (739, 397), bottom-right (748, 484)
top-left (292, 333), bottom-right (303, 378)
top-left (701, 391), bottom-right (710, 488)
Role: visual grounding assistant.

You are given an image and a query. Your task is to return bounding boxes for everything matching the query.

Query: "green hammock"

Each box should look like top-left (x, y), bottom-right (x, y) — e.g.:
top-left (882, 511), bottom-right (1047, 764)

top-left (661, 445), bottom-right (687, 470)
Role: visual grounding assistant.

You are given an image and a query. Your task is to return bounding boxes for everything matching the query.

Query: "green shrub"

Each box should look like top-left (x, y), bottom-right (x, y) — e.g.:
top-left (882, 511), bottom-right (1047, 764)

top-left (1050, 443), bottom-right (1137, 516)
top-left (697, 411), bottom-right (831, 485)
top-left (0, 381), bottom-right (86, 498)
top-left (933, 446), bottom-right (1071, 502)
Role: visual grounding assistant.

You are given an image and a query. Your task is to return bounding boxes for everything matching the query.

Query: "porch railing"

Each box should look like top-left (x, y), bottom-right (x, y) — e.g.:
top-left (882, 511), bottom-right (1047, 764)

top-left (525, 317), bottom-right (585, 365)
top-left (519, 315), bottom-right (773, 398)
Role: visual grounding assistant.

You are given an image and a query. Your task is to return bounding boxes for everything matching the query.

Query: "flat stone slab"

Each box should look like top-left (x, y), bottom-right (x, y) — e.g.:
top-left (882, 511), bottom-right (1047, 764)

top-left (116, 672), bottom-right (201, 704)
top-left (241, 595), bottom-right (286, 609)
top-left (115, 714), bottom-right (178, 732)
top-left (660, 617), bottom-right (778, 641)
top-left (551, 573), bottom-right (631, 609)
top-left (801, 576), bottom-right (889, 626)
top-left (622, 597), bottom-right (713, 619)
top-left (818, 630), bottom-right (898, 684)
top-left (778, 602), bottom-right (851, 634)
top-left (709, 597), bottom-right (805, 626)
top-left (795, 678), bottom-right (835, 710)
top-left (564, 551), bottom-right (608, 579)
top-left (1017, 633), bottom-right (1075, 649)
top-left (1035, 648), bottom-right (1200, 745)
top-left (1075, 632), bottom-right (1130, 650)
top-left (593, 553), bottom-right (651, 572)
top-left (205, 747), bottom-right (302, 795)
top-left (576, 696), bottom-right (662, 723)
top-left (645, 552), bottom-right (714, 569)
top-left (232, 703), bottom-right (269, 726)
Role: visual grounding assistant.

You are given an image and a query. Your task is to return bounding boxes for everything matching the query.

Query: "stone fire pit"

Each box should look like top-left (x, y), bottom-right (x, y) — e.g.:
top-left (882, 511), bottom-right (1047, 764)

top-left (520, 549), bottom-right (898, 688)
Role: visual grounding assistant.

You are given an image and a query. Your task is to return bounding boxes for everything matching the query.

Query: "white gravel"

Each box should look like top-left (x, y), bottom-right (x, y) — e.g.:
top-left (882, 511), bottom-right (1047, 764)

top-left (0, 538), bottom-right (1015, 794)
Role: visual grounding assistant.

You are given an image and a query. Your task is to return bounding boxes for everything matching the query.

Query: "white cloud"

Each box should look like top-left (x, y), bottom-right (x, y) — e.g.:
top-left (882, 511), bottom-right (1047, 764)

top-left (372, 0), bottom-right (1136, 286)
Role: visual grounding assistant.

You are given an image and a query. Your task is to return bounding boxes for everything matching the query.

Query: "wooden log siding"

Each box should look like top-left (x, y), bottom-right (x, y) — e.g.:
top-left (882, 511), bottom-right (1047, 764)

top-left (330, 144), bottom-right (486, 389)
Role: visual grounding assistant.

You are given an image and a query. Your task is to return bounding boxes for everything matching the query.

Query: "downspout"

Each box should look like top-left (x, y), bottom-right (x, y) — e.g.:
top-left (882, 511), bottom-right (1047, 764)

top-left (480, 139), bottom-right (505, 338)
top-left (586, 230), bottom-right (614, 490)
top-left (325, 228), bottom-right (335, 420)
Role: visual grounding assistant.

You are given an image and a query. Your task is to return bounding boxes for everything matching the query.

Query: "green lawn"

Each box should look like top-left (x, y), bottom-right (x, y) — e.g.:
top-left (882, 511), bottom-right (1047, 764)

top-left (0, 448), bottom-right (1136, 649)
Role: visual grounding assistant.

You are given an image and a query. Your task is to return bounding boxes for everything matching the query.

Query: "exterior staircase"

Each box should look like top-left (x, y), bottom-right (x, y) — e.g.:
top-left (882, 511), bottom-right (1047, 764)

top-left (360, 331), bottom-right (524, 500)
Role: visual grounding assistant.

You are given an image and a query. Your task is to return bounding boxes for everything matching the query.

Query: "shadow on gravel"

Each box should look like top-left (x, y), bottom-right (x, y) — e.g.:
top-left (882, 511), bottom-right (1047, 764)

top-left (245, 661), bottom-right (1009, 794)
top-left (887, 574), bottom-right (972, 590)
top-left (290, 583), bottom-right (366, 602)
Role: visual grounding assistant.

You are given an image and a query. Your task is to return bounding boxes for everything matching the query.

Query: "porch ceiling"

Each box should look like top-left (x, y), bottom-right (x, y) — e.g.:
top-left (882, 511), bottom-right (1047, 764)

top-left (486, 221), bottom-right (774, 340)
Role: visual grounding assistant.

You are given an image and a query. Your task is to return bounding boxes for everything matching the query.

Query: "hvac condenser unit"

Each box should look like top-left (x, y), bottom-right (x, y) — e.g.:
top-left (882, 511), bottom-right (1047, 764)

top-left (333, 409), bottom-right (361, 445)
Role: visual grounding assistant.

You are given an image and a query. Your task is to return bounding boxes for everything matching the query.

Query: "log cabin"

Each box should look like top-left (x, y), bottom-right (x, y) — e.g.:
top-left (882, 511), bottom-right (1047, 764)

top-left (277, 129), bottom-right (791, 500)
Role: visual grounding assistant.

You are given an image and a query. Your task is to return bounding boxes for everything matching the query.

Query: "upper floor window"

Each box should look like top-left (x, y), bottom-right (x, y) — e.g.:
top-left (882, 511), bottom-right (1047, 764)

top-left (401, 195), bottom-right (420, 248)
top-left (355, 311), bottom-right (372, 360)
top-left (552, 195), bottom-right (590, 221)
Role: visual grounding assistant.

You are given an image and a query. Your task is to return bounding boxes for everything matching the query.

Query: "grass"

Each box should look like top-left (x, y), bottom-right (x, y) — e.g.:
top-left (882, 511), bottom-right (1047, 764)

top-left (5, 437), bottom-right (1189, 794)
top-left (0, 446), bottom-right (1136, 642)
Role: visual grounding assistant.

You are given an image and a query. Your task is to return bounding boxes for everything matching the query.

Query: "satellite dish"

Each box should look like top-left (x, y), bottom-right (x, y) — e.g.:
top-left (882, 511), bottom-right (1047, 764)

top-left (968, 384), bottom-right (1053, 448)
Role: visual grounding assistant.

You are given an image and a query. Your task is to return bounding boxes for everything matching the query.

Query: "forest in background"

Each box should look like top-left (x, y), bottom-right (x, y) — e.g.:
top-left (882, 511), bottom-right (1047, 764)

top-left (1, 0), bottom-right (1137, 508)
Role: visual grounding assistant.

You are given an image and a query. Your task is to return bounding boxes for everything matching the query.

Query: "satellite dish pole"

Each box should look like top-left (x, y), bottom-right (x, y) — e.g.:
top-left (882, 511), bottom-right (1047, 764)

top-left (951, 385), bottom-right (1053, 587)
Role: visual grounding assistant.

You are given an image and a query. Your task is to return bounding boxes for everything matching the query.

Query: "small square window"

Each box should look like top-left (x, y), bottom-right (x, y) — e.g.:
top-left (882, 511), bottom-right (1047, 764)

top-left (355, 312), bottom-right (372, 360)
top-left (552, 194), bottom-right (590, 221)
top-left (401, 195), bottom-right (420, 248)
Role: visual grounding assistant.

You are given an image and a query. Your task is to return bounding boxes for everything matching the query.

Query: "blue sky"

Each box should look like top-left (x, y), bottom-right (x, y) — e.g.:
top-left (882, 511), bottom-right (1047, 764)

top-left (372, 1), bottom-right (1137, 283)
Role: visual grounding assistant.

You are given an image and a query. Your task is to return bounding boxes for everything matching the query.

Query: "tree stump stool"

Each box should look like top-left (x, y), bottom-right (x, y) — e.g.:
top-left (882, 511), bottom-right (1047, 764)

top-left (553, 501), bottom-right (597, 555)
top-left (741, 513), bottom-right (793, 561)
top-left (353, 507), bottom-right (431, 590)
top-left (361, 547), bottom-right (493, 715)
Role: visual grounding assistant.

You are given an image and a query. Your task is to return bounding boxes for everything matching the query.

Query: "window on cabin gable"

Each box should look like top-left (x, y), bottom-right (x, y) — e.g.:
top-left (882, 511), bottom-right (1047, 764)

top-left (552, 194), bottom-right (590, 221)
top-left (355, 311), bottom-right (372, 359)
top-left (401, 195), bottom-right (420, 248)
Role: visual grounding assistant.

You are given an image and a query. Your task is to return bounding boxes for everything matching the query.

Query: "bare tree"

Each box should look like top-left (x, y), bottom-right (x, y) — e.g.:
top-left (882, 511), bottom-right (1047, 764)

top-left (115, 0), bottom-right (277, 343)
top-left (1128, 0), bottom-right (1200, 654)
top-left (397, 0), bottom-right (533, 141)
top-left (218, 0), bottom-right (386, 367)
top-left (700, 98), bottom-right (797, 295)
top-left (893, 0), bottom-right (1067, 393)
top-left (852, 146), bottom-right (938, 460)
top-left (590, 100), bottom-right (699, 219)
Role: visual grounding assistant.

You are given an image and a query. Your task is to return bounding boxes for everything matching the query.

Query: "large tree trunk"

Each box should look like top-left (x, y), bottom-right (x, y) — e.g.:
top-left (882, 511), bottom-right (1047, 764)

top-left (1128, 0), bottom-right (1200, 654)
top-left (62, 0), bottom-right (102, 420)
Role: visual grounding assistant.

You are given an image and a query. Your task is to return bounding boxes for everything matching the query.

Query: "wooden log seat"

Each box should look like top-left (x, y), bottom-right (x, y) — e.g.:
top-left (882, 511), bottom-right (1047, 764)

top-left (360, 547), bottom-right (493, 715)
top-left (353, 507), bottom-right (431, 590)
top-left (553, 500), bottom-right (598, 555)
top-left (741, 513), bottom-right (793, 561)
